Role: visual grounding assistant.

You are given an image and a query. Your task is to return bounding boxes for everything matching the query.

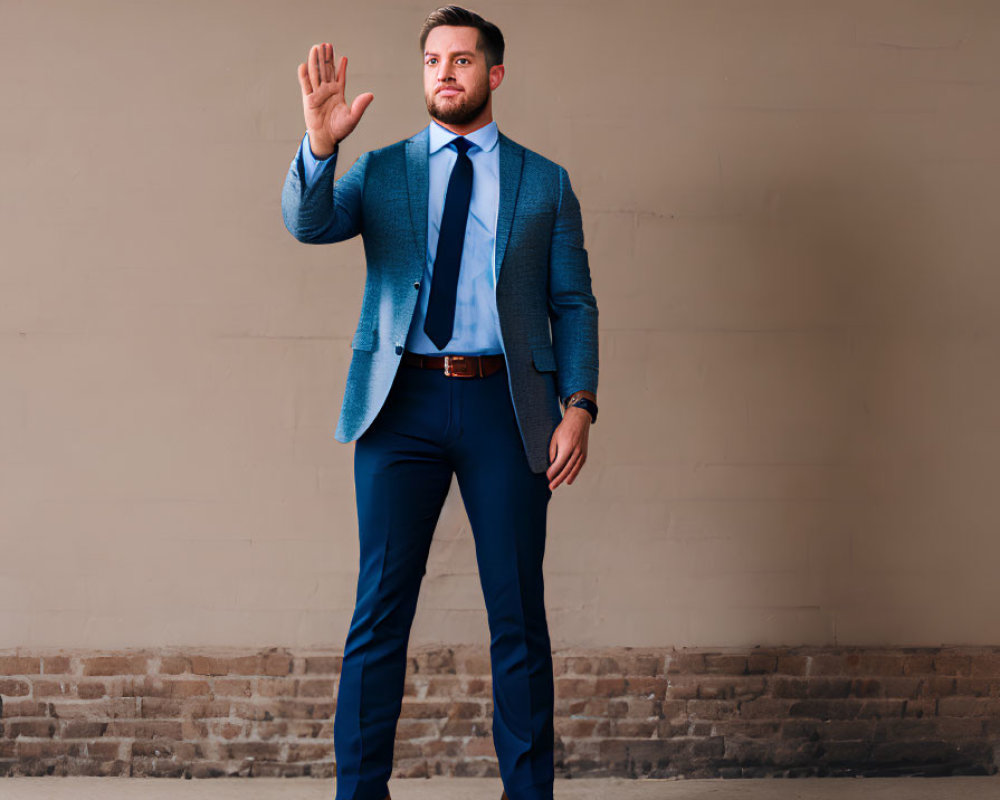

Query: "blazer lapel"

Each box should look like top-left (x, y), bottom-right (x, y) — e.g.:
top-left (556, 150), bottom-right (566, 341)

top-left (495, 131), bottom-right (525, 289)
top-left (405, 127), bottom-right (430, 268)
top-left (405, 126), bottom-right (525, 287)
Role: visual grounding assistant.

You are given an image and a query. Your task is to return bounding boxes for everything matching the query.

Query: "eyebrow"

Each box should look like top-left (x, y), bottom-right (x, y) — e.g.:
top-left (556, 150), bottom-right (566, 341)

top-left (424, 51), bottom-right (477, 58)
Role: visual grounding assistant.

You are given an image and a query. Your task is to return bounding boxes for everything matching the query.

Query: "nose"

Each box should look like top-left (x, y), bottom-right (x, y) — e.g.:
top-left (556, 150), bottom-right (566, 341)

top-left (436, 62), bottom-right (455, 83)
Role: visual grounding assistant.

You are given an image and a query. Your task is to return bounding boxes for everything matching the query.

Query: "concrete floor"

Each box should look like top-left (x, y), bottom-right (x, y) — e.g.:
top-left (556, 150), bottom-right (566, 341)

top-left (2, 776), bottom-right (1000, 799)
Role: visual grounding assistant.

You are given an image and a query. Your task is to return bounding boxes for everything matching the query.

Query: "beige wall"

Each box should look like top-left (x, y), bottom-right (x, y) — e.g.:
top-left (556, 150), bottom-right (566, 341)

top-left (3, 0), bottom-right (999, 650)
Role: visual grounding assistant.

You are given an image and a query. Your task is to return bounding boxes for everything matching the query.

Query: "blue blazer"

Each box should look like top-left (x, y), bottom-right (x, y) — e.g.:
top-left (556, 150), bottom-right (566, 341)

top-left (281, 125), bottom-right (598, 474)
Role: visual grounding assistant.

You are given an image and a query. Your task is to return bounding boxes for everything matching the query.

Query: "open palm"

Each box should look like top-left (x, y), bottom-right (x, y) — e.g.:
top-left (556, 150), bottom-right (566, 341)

top-left (297, 43), bottom-right (374, 151)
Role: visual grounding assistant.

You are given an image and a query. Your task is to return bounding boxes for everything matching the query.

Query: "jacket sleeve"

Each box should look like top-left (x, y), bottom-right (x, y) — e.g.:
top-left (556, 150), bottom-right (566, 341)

top-left (281, 132), bottom-right (369, 244)
top-left (547, 165), bottom-right (599, 402)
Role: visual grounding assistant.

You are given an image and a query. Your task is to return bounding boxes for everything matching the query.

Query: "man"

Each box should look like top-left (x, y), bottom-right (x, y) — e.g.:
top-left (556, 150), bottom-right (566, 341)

top-left (281, 6), bottom-right (598, 800)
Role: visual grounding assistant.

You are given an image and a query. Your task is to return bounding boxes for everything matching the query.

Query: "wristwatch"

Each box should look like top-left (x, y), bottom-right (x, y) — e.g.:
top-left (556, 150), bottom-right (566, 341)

top-left (567, 397), bottom-right (598, 424)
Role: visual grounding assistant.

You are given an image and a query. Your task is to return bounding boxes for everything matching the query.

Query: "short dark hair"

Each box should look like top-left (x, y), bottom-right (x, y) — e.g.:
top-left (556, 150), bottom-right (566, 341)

top-left (419, 5), bottom-right (505, 69)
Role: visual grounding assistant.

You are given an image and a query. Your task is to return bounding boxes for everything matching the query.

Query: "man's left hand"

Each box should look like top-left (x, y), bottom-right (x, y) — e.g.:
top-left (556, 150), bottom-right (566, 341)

top-left (547, 408), bottom-right (591, 490)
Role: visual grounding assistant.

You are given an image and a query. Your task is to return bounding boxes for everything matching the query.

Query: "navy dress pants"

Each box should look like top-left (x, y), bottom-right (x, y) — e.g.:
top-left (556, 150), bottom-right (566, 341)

top-left (333, 354), bottom-right (556, 800)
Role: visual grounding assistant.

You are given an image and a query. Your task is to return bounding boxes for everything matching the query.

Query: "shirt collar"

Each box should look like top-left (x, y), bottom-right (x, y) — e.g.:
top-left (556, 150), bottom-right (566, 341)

top-left (428, 118), bottom-right (499, 155)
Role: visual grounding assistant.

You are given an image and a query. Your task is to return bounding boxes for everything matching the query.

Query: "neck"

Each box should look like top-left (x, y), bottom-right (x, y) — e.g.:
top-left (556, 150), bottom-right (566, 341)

top-left (431, 105), bottom-right (494, 136)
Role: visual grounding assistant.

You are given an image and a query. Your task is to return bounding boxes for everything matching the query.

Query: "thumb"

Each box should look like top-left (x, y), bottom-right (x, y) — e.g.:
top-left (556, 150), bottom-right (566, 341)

top-left (351, 92), bottom-right (375, 122)
top-left (549, 435), bottom-right (558, 464)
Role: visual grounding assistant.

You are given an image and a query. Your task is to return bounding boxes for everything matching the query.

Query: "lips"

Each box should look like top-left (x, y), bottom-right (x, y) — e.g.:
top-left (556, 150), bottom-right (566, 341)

top-left (437, 87), bottom-right (462, 96)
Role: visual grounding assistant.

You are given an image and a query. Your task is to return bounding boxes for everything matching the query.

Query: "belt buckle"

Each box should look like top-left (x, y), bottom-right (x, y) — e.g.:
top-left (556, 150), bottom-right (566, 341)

top-left (443, 355), bottom-right (476, 378)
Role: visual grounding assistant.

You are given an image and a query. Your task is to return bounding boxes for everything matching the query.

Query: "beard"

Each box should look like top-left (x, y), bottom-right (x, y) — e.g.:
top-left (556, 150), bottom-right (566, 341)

top-left (426, 79), bottom-right (490, 125)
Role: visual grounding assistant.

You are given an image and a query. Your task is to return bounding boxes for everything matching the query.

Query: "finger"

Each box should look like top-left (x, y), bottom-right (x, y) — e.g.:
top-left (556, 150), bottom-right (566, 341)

top-left (566, 454), bottom-right (586, 484)
top-left (328, 43), bottom-right (336, 83)
top-left (298, 62), bottom-right (312, 96)
top-left (558, 452), bottom-right (582, 487)
top-left (322, 43), bottom-right (333, 83)
top-left (548, 441), bottom-right (569, 473)
top-left (337, 55), bottom-right (348, 90)
top-left (547, 448), bottom-right (572, 488)
top-left (307, 44), bottom-right (320, 92)
top-left (552, 448), bottom-right (581, 487)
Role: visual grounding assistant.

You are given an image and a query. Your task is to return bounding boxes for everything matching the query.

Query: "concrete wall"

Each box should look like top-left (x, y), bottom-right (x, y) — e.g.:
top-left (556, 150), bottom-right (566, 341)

top-left (2, 0), bottom-right (999, 650)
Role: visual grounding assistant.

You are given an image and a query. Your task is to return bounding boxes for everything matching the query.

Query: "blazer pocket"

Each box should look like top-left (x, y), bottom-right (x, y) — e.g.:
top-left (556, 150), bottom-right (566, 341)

top-left (532, 345), bottom-right (557, 372)
top-left (351, 328), bottom-right (376, 352)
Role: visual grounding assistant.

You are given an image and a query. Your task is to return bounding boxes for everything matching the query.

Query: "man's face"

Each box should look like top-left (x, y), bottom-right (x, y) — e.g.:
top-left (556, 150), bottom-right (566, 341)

top-left (423, 25), bottom-right (494, 126)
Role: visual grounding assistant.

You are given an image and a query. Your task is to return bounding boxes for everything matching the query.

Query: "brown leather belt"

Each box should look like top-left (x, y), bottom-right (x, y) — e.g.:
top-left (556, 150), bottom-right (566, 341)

top-left (401, 350), bottom-right (505, 378)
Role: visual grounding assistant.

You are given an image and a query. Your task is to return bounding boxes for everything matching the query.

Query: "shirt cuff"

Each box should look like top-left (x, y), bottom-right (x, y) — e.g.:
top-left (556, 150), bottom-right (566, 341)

top-left (301, 131), bottom-right (337, 185)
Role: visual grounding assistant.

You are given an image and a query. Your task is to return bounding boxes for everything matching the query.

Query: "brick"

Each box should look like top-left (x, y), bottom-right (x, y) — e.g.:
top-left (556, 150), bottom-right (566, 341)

top-left (900, 653), bottom-right (936, 675)
top-left (746, 653), bottom-right (778, 674)
top-left (40, 656), bottom-right (72, 675)
top-left (594, 677), bottom-right (626, 697)
top-left (158, 656), bottom-right (191, 675)
top-left (934, 653), bottom-right (973, 676)
top-left (953, 678), bottom-right (997, 697)
top-left (856, 699), bottom-right (905, 718)
top-left (224, 741), bottom-right (282, 760)
top-left (0, 679), bottom-right (31, 696)
top-left (452, 651), bottom-right (490, 676)
top-left (775, 655), bottom-right (809, 675)
top-left (806, 678), bottom-right (853, 698)
top-left (813, 719), bottom-right (875, 740)
top-left (625, 697), bottom-right (660, 718)
top-left (939, 697), bottom-right (1000, 717)
top-left (870, 739), bottom-right (953, 763)
top-left (788, 699), bottom-right (864, 721)
top-left (303, 656), bottom-right (342, 675)
top-left (768, 677), bottom-right (810, 699)
top-left (0, 657), bottom-right (41, 676)
top-left (686, 699), bottom-right (737, 720)
top-left (877, 677), bottom-right (922, 699)
top-left (821, 740), bottom-right (871, 763)
top-left (81, 656), bottom-right (149, 676)
top-left (104, 720), bottom-right (183, 738)
top-left (16, 740), bottom-right (86, 758)
top-left (296, 679), bottom-right (335, 698)
top-left (214, 679), bottom-right (255, 698)
top-left (555, 677), bottom-right (595, 697)
top-left (738, 698), bottom-right (794, 719)
top-left (666, 652), bottom-right (707, 674)
top-left (695, 676), bottom-right (762, 700)
top-left (6, 719), bottom-right (57, 738)
top-left (612, 719), bottom-right (658, 737)
top-left (711, 720), bottom-right (781, 739)
top-left (663, 677), bottom-right (699, 699)
top-left (969, 653), bottom-right (1000, 678)
top-left (623, 676), bottom-right (667, 697)
top-left (901, 698), bottom-right (936, 718)
top-left (409, 648), bottom-right (456, 674)
top-left (60, 720), bottom-right (108, 738)
top-left (77, 682), bottom-right (107, 700)
top-left (33, 680), bottom-right (74, 697)
top-left (704, 654), bottom-right (748, 675)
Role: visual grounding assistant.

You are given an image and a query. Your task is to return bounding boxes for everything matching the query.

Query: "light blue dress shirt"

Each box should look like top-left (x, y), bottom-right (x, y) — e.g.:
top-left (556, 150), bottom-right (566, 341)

top-left (300, 119), bottom-right (503, 356)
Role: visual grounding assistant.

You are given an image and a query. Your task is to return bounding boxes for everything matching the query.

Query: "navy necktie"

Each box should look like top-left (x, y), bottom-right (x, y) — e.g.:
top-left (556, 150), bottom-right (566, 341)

top-left (424, 136), bottom-right (474, 350)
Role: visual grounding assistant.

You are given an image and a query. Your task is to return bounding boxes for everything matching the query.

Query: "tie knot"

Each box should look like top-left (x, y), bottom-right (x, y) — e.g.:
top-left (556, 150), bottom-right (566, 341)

top-left (451, 136), bottom-right (473, 155)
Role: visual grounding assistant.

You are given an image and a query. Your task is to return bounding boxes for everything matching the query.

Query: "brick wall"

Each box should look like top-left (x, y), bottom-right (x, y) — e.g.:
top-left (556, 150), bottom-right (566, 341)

top-left (1, 645), bottom-right (998, 779)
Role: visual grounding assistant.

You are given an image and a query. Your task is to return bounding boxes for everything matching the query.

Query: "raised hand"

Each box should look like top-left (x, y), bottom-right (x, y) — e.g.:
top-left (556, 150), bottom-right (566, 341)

top-left (297, 43), bottom-right (374, 157)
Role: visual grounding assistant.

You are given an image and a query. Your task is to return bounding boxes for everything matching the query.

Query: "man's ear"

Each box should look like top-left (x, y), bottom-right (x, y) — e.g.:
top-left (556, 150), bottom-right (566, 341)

top-left (489, 64), bottom-right (505, 91)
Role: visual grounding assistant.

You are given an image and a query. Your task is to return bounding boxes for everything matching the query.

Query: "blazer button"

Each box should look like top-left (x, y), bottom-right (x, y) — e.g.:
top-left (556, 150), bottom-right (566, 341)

top-left (413, 281), bottom-right (420, 290)
top-left (395, 345), bottom-right (403, 355)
